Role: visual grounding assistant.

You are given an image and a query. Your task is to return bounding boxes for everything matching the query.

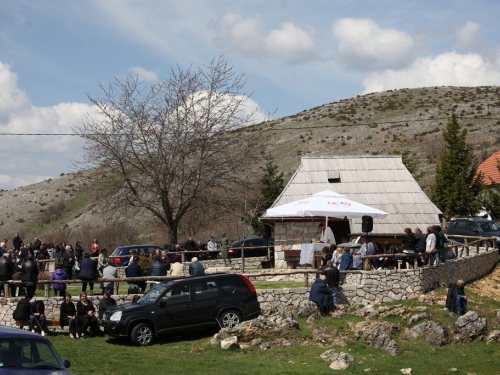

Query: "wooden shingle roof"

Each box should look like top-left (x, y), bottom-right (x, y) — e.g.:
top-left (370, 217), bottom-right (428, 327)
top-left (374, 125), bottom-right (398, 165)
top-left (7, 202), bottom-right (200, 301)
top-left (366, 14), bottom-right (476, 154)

top-left (264, 156), bottom-right (441, 235)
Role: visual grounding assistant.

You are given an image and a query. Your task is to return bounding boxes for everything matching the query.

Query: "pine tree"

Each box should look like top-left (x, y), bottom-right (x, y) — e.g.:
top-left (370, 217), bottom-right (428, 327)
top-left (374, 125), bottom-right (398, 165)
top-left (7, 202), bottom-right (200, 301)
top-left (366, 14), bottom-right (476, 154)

top-left (431, 112), bottom-right (483, 218)
top-left (249, 157), bottom-right (285, 235)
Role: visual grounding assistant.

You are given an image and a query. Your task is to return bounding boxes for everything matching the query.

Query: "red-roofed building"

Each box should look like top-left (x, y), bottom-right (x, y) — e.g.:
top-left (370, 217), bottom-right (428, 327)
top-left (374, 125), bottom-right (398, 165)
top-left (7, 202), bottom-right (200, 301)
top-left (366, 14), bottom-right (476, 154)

top-left (477, 151), bottom-right (500, 186)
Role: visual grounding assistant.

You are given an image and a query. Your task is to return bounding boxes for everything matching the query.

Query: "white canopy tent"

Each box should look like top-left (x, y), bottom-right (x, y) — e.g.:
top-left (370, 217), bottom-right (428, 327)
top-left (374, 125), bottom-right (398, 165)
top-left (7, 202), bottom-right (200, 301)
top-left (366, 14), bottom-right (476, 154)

top-left (265, 190), bottom-right (389, 220)
top-left (266, 189), bottom-right (389, 265)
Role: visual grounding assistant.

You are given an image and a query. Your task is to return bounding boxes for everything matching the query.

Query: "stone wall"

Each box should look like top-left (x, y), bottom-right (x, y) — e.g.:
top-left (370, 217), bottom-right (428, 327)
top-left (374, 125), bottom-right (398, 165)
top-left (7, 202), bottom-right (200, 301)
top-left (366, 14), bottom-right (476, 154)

top-left (0, 294), bottom-right (137, 329)
top-left (1, 250), bottom-right (496, 328)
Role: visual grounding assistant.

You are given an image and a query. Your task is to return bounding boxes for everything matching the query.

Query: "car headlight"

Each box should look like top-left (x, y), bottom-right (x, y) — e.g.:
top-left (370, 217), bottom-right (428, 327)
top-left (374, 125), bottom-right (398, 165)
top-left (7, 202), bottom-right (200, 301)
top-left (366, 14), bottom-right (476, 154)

top-left (110, 311), bottom-right (122, 322)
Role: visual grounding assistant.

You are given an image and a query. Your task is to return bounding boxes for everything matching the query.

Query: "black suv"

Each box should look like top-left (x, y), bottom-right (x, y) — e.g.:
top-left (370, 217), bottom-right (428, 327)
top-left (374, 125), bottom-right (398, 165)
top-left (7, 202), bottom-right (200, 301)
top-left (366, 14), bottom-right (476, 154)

top-left (228, 237), bottom-right (274, 258)
top-left (100, 274), bottom-right (261, 346)
top-left (447, 218), bottom-right (500, 247)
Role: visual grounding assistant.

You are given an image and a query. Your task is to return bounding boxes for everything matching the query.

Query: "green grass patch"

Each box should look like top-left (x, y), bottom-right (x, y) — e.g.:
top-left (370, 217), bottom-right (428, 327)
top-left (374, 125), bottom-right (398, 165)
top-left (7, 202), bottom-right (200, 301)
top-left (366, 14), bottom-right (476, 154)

top-left (253, 281), bottom-right (305, 289)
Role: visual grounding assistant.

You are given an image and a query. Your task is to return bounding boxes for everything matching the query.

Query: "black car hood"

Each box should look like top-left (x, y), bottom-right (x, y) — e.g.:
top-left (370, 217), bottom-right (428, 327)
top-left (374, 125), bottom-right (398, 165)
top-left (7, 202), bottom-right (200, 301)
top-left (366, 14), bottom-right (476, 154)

top-left (106, 302), bottom-right (146, 314)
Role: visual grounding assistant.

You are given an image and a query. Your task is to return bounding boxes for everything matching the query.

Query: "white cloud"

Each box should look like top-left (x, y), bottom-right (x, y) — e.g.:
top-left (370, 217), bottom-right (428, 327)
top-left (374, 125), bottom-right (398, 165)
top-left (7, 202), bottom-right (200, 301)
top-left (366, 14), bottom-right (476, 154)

top-left (0, 62), bottom-right (92, 189)
top-left (455, 21), bottom-right (482, 49)
top-left (362, 51), bottom-right (500, 93)
top-left (332, 18), bottom-right (414, 71)
top-left (0, 62), bottom-right (31, 123)
top-left (213, 13), bottom-right (318, 64)
top-left (128, 66), bottom-right (159, 82)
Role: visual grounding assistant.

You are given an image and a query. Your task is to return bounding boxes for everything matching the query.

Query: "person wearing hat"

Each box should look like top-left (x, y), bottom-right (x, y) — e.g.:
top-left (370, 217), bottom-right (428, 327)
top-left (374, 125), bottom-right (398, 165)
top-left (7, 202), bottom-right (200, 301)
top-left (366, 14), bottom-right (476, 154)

top-left (98, 289), bottom-right (116, 320)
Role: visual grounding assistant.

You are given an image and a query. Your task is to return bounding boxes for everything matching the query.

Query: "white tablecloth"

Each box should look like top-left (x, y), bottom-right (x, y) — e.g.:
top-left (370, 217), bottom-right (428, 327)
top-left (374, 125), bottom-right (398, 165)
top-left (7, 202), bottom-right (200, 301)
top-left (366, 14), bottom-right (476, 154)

top-left (300, 243), bottom-right (325, 265)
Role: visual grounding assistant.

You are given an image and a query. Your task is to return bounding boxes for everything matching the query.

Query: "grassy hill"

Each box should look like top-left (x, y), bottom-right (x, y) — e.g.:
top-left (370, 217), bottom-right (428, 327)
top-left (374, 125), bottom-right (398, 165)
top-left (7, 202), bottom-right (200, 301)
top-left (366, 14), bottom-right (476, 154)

top-left (1, 86), bottom-right (499, 246)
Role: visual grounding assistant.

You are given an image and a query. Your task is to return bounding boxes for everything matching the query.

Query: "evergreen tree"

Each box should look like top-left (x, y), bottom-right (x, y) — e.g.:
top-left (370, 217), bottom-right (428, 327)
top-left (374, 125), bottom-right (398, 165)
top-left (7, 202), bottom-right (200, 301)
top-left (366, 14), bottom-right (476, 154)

top-left (249, 157), bottom-right (285, 235)
top-left (431, 112), bottom-right (483, 218)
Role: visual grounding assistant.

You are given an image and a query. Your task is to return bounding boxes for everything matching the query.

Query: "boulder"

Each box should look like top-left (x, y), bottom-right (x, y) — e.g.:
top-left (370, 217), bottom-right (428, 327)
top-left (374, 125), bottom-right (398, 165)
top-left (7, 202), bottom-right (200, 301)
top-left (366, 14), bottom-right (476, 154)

top-left (329, 352), bottom-right (355, 370)
top-left (486, 330), bottom-right (500, 344)
top-left (210, 314), bottom-right (299, 345)
top-left (221, 336), bottom-right (239, 350)
top-left (408, 313), bottom-right (430, 324)
top-left (354, 321), bottom-right (398, 356)
top-left (405, 321), bottom-right (448, 346)
top-left (297, 301), bottom-right (318, 317)
top-left (453, 311), bottom-right (487, 343)
top-left (320, 348), bottom-right (338, 363)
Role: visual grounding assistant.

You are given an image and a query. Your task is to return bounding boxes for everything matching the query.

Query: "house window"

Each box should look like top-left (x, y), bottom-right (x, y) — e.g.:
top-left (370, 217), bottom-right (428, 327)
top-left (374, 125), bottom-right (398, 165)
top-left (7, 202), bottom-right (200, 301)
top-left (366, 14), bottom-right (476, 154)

top-left (328, 170), bottom-right (341, 183)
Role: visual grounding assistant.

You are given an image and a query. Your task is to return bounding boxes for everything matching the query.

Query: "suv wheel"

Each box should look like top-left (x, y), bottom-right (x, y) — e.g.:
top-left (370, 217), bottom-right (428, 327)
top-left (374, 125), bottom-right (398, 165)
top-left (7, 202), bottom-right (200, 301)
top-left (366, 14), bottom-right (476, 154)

top-left (131, 323), bottom-right (154, 346)
top-left (219, 310), bottom-right (242, 329)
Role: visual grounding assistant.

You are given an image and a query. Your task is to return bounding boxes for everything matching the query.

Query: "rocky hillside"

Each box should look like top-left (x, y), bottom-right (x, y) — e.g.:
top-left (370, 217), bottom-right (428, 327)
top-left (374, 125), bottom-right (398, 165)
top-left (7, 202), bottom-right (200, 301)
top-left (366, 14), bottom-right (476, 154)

top-left (1, 86), bottom-right (499, 243)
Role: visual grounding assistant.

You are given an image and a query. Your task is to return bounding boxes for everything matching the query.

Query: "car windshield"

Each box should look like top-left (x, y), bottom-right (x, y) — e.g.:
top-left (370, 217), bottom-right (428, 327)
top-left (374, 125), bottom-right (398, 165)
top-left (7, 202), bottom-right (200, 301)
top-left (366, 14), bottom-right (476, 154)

top-left (478, 221), bottom-right (500, 232)
top-left (136, 284), bottom-right (170, 305)
top-left (111, 247), bottom-right (124, 256)
top-left (0, 338), bottom-right (65, 370)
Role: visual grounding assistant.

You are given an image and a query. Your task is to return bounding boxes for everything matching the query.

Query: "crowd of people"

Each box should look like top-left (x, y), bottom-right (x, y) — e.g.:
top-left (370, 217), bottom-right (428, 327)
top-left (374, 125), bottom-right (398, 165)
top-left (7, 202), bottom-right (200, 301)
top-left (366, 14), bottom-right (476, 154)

top-left (314, 224), bottom-right (451, 274)
top-left (13, 289), bottom-right (116, 339)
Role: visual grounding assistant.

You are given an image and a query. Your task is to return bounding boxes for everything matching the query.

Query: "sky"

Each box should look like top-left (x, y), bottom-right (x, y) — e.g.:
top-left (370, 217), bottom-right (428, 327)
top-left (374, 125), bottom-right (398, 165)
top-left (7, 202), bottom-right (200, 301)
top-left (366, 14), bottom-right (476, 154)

top-left (1, 0), bottom-right (500, 189)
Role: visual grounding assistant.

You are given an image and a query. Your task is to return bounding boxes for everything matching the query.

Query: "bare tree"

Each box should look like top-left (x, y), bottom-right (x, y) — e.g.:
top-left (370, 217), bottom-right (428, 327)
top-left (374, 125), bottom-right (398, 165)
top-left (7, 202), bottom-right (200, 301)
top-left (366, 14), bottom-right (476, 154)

top-left (76, 57), bottom-right (260, 244)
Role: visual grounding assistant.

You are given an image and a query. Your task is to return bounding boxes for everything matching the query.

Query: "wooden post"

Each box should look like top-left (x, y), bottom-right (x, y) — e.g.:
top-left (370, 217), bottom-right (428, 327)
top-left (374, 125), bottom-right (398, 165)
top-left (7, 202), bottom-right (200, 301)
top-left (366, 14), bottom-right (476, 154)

top-left (44, 284), bottom-right (49, 298)
top-left (304, 273), bottom-right (309, 288)
top-left (363, 258), bottom-right (371, 270)
top-left (3, 283), bottom-right (11, 298)
top-left (476, 242), bottom-right (479, 254)
top-left (113, 281), bottom-right (118, 295)
top-left (240, 242), bottom-right (245, 274)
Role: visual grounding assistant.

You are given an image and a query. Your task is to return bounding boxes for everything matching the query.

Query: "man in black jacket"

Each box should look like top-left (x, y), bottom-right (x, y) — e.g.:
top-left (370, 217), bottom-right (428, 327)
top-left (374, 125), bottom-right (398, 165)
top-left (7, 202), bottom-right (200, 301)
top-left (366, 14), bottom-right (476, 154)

top-left (446, 279), bottom-right (468, 315)
top-left (13, 232), bottom-right (23, 252)
top-left (98, 289), bottom-right (117, 320)
top-left (62, 245), bottom-right (75, 280)
top-left (13, 293), bottom-right (33, 323)
top-left (21, 254), bottom-right (39, 297)
top-left (0, 253), bottom-right (15, 296)
top-left (309, 275), bottom-right (332, 315)
top-left (149, 256), bottom-right (166, 277)
top-left (322, 260), bottom-right (340, 307)
top-left (31, 237), bottom-right (41, 252)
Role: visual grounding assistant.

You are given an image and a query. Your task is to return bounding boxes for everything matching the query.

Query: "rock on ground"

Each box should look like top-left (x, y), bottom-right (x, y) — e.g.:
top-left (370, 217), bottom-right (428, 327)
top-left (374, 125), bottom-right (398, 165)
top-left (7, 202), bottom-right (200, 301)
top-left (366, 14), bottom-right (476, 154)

top-left (210, 314), bottom-right (300, 346)
top-left (329, 352), bottom-right (356, 370)
top-left (453, 311), bottom-right (487, 343)
top-left (354, 321), bottom-right (398, 356)
top-left (297, 301), bottom-right (317, 317)
top-left (221, 336), bottom-right (238, 350)
top-left (405, 321), bottom-right (449, 346)
top-left (486, 330), bottom-right (500, 344)
top-left (400, 368), bottom-right (412, 374)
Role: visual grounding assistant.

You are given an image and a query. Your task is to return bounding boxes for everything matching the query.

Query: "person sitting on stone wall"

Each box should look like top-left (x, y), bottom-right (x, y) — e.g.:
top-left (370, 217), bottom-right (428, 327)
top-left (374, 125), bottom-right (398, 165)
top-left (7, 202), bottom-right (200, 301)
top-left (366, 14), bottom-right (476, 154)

top-left (338, 248), bottom-right (353, 271)
top-left (309, 274), bottom-right (333, 315)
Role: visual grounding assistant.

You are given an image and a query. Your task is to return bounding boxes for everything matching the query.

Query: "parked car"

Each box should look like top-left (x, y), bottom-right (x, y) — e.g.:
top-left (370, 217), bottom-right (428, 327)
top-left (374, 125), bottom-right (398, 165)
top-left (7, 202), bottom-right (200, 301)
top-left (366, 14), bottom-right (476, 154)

top-left (228, 237), bottom-right (274, 258)
top-left (0, 325), bottom-right (72, 374)
top-left (447, 218), bottom-right (500, 247)
top-left (100, 273), bottom-right (261, 346)
top-left (109, 245), bottom-right (164, 267)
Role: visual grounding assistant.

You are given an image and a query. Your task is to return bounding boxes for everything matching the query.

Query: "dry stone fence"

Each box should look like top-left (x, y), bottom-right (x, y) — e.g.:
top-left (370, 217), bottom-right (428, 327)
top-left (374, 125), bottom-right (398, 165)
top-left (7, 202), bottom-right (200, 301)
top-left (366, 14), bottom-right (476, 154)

top-left (0, 249), bottom-right (497, 328)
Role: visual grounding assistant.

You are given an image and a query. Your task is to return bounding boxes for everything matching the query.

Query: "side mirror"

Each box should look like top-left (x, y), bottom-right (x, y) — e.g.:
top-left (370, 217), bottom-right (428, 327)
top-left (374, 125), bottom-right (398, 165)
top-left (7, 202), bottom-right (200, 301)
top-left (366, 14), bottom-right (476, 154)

top-left (63, 360), bottom-right (71, 368)
top-left (472, 228), bottom-right (479, 233)
top-left (159, 299), bottom-right (167, 308)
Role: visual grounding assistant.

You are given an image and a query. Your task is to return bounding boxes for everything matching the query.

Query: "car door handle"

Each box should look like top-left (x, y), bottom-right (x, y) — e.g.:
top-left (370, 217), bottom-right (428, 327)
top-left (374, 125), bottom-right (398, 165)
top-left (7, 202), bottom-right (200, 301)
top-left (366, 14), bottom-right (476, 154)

top-left (184, 304), bottom-right (192, 308)
top-left (214, 299), bottom-right (221, 303)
